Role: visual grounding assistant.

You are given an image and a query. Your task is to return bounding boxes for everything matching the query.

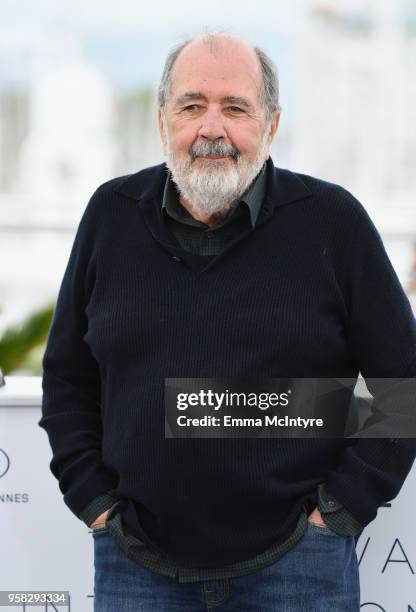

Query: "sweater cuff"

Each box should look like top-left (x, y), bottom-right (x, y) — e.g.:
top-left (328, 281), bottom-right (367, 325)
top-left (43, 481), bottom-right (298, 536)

top-left (317, 482), bottom-right (364, 536)
top-left (78, 490), bottom-right (119, 527)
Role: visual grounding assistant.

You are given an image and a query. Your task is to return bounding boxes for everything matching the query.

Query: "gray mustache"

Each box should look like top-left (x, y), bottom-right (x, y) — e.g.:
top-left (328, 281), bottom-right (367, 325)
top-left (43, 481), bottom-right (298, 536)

top-left (189, 141), bottom-right (240, 162)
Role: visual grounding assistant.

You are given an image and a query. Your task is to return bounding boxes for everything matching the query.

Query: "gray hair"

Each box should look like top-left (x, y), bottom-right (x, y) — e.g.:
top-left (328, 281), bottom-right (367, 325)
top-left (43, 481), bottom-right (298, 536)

top-left (157, 32), bottom-right (282, 123)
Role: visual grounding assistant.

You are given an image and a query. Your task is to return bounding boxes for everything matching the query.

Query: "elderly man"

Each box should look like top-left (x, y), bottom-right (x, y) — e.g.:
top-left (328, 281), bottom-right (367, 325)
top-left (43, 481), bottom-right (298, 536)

top-left (39, 32), bottom-right (416, 611)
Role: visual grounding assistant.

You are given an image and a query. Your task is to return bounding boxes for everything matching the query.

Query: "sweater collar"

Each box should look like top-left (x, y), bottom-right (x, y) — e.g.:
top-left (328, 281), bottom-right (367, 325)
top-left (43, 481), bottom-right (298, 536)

top-left (113, 157), bottom-right (313, 274)
top-left (113, 156), bottom-right (313, 213)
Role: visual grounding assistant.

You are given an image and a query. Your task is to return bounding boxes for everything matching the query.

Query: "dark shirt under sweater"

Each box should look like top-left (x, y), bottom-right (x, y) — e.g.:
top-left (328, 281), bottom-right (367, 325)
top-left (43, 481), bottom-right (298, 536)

top-left (39, 157), bottom-right (416, 579)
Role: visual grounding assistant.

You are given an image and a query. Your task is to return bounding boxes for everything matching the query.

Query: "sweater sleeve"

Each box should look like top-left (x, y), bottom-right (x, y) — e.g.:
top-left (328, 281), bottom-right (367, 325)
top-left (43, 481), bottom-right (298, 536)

top-left (325, 201), bottom-right (416, 528)
top-left (38, 188), bottom-right (119, 520)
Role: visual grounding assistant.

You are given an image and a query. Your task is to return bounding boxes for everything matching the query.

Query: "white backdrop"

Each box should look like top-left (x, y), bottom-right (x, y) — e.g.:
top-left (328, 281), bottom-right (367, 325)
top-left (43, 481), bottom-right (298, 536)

top-left (0, 377), bottom-right (415, 611)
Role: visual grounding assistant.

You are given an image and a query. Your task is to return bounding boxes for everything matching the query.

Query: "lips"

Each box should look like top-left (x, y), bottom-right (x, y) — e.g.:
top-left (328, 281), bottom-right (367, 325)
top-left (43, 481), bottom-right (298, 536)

top-left (197, 155), bottom-right (231, 160)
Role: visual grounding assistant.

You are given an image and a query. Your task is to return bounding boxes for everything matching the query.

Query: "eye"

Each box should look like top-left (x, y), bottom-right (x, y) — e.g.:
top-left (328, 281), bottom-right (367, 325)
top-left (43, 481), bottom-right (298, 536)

top-left (227, 106), bottom-right (245, 113)
top-left (183, 104), bottom-right (202, 112)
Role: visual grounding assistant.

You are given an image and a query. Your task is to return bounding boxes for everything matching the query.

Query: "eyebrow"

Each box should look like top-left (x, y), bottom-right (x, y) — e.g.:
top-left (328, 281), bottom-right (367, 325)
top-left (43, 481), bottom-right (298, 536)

top-left (174, 92), bottom-right (255, 112)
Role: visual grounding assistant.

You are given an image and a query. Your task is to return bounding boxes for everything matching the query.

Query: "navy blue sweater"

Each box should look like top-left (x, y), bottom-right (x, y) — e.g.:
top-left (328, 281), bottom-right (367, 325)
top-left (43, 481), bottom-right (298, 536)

top-left (39, 157), bottom-right (416, 567)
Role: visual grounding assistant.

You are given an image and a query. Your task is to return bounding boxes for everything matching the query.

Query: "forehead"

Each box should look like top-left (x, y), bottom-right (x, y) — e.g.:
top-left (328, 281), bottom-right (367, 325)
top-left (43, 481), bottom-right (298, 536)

top-left (169, 41), bottom-right (263, 106)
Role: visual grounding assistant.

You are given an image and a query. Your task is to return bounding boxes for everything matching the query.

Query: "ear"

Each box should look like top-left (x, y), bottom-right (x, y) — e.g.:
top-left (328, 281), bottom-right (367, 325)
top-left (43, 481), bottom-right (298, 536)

top-left (267, 111), bottom-right (281, 144)
top-left (158, 109), bottom-right (168, 153)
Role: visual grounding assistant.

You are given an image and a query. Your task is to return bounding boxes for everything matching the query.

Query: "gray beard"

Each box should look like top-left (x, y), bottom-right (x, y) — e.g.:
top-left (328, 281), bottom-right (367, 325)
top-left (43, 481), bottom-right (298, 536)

top-left (164, 134), bottom-right (269, 218)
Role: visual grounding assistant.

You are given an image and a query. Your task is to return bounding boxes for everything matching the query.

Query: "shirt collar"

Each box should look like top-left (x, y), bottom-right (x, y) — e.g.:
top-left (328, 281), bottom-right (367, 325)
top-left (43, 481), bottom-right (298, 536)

top-left (161, 161), bottom-right (267, 229)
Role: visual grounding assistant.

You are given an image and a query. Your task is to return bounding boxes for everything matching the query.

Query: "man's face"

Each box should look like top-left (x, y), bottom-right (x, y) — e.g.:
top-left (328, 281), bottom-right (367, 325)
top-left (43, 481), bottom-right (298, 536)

top-left (158, 39), bottom-right (280, 217)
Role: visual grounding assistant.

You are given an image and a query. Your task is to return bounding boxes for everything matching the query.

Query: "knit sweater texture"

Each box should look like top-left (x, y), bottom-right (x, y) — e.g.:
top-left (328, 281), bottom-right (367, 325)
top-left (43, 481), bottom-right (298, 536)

top-left (77, 163), bottom-right (363, 581)
top-left (39, 157), bottom-right (416, 568)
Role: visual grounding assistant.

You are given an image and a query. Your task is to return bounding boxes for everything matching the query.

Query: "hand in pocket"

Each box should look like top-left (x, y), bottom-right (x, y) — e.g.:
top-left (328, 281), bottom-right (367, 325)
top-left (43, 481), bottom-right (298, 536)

top-left (307, 507), bottom-right (329, 528)
top-left (90, 509), bottom-right (110, 529)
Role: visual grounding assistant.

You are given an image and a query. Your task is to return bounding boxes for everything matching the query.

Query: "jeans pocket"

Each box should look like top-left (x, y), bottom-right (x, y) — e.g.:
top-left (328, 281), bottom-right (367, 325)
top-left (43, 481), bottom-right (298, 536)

top-left (91, 523), bottom-right (110, 535)
top-left (307, 520), bottom-right (341, 537)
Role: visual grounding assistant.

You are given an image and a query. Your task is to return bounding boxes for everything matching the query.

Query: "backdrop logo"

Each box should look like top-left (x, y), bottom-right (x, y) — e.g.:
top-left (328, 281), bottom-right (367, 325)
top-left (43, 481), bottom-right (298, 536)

top-left (0, 448), bottom-right (10, 478)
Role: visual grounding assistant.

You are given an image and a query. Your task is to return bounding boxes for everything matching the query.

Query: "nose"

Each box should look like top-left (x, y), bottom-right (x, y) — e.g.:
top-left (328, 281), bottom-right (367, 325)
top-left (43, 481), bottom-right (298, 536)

top-left (198, 106), bottom-right (227, 141)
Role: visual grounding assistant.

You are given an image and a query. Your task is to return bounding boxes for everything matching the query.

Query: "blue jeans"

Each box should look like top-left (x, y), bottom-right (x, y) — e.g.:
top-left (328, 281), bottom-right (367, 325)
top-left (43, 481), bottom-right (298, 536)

top-left (93, 522), bottom-right (360, 611)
